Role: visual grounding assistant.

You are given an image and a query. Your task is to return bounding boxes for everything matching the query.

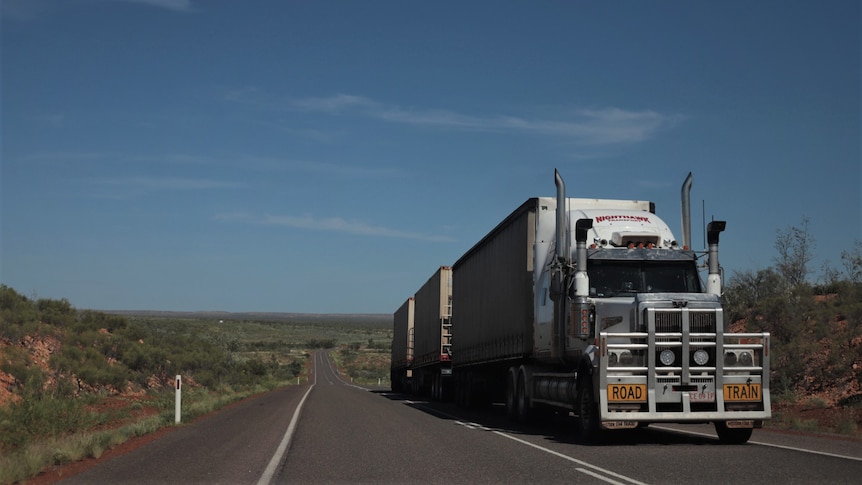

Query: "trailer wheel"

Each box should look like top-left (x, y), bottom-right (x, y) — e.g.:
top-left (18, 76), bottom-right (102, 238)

top-left (516, 369), bottom-right (532, 423)
top-left (505, 368), bottom-right (518, 421)
top-left (576, 377), bottom-right (599, 441)
top-left (714, 422), bottom-right (753, 444)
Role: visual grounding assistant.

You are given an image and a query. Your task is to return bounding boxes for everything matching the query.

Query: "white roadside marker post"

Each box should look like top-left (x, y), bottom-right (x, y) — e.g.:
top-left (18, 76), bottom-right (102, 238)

top-left (175, 375), bottom-right (182, 424)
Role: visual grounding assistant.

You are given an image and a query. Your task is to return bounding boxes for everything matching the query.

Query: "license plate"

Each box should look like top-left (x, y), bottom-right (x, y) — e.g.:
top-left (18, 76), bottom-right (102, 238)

top-left (723, 383), bottom-right (761, 402)
top-left (725, 420), bottom-right (755, 429)
top-left (689, 391), bottom-right (716, 403)
top-left (608, 384), bottom-right (647, 402)
top-left (602, 420), bottom-right (638, 429)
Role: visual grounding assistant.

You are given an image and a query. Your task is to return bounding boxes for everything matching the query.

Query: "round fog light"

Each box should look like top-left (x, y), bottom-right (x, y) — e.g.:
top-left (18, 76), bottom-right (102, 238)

top-left (724, 352), bottom-right (737, 366)
top-left (620, 350), bottom-right (633, 365)
top-left (693, 349), bottom-right (709, 366)
top-left (659, 349), bottom-right (676, 366)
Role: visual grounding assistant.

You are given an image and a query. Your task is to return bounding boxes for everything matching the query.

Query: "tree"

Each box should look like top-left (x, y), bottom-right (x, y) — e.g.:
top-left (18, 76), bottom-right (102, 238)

top-left (774, 217), bottom-right (814, 288)
top-left (724, 267), bottom-right (785, 322)
top-left (840, 242), bottom-right (862, 283)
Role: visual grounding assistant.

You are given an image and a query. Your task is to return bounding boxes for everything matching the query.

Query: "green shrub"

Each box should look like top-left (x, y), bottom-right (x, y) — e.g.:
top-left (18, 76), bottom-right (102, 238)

top-left (0, 380), bottom-right (93, 450)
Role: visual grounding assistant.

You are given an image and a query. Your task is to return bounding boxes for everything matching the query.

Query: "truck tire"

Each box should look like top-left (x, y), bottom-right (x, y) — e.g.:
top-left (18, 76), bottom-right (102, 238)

top-left (714, 422), bottom-right (753, 444)
top-left (515, 366), bottom-right (541, 423)
top-left (505, 368), bottom-right (518, 421)
top-left (576, 377), bottom-right (600, 441)
top-left (516, 370), bottom-right (530, 423)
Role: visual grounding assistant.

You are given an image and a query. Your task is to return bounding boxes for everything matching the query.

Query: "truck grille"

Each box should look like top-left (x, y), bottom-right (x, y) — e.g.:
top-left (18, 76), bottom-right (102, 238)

top-left (654, 310), bottom-right (716, 333)
top-left (690, 311), bottom-right (717, 333)
top-left (655, 311), bottom-right (681, 333)
top-left (651, 308), bottom-right (719, 372)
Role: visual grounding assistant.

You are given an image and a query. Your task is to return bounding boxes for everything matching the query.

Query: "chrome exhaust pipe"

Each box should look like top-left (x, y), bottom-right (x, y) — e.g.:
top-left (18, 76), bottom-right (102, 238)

top-left (681, 172), bottom-right (693, 249)
top-left (706, 221), bottom-right (726, 295)
top-left (555, 169), bottom-right (568, 263)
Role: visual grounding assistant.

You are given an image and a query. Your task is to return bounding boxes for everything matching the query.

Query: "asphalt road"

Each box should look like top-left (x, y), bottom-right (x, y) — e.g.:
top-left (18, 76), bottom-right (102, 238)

top-left (62, 351), bottom-right (862, 484)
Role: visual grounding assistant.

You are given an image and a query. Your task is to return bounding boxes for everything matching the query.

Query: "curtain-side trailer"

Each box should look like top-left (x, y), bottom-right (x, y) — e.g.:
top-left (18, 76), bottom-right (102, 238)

top-left (411, 266), bottom-right (453, 400)
top-left (390, 297), bottom-right (414, 393)
top-left (450, 170), bottom-right (770, 443)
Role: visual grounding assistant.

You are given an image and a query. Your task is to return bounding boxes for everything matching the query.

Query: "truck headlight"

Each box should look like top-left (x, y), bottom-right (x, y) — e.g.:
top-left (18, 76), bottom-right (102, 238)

top-left (723, 350), bottom-right (756, 367)
top-left (724, 352), bottom-right (737, 366)
top-left (619, 350), bottom-right (633, 365)
top-left (693, 349), bottom-right (710, 366)
top-left (659, 349), bottom-right (675, 366)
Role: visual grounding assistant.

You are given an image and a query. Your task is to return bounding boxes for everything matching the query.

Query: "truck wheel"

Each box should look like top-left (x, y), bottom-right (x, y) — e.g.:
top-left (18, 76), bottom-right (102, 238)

top-left (516, 370), bottom-right (533, 423)
top-left (576, 378), bottom-right (599, 441)
top-left (505, 369), bottom-right (518, 421)
top-left (714, 422), bottom-right (753, 444)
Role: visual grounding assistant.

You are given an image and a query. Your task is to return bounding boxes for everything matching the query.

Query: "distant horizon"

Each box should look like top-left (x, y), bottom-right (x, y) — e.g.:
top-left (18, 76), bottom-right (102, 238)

top-left (101, 309), bottom-right (391, 317)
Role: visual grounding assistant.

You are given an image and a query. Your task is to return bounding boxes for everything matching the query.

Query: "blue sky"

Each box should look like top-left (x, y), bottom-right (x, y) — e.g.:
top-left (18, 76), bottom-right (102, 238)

top-left (1, 0), bottom-right (859, 314)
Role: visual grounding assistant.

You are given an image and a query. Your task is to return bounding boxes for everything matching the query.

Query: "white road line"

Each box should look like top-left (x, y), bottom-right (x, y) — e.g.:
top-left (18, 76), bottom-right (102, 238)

top-left (576, 467), bottom-right (634, 485)
top-left (494, 431), bottom-right (647, 485)
top-left (256, 353), bottom-right (318, 485)
top-left (650, 425), bottom-right (862, 462)
top-left (750, 440), bottom-right (862, 462)
top-left (408, 401), bottom-right (644, 484)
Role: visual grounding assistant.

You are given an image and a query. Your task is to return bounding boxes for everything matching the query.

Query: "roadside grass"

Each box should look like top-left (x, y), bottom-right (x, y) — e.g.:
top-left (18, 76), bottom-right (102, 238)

top-left (768, 396), bottom-right (862, 438)
top-left (0, 401), bottom-right (166, 484)
top-left (0, 294), bottom-right (392, 485)
top-left (329, 345), bottom-right (391, 387)
top-left (0, 383), bottom-right (296, 484)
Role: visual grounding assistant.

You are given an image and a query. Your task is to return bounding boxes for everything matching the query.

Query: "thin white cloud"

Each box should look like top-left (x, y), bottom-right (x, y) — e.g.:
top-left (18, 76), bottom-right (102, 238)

top-left (291, 94), bottom-right (374, 113)
top-left (168, 154), bottom-right (401, 178)
top-left (375, 106), bottom-right (677, 144)
top-left (226, 90), bottom-right (683, 145)
top-left (246, 158), bottom-right (402, 178)
top-left (3, 0), bottom-right (196, 18)
top-left (17, 151), bottom-right (398, 179)
top-left (88, 176), bottom-right (242, 191)
top-left (113, 0), bottom-right (194, 12)
top-left (215, 212), bottom-right (455, 242)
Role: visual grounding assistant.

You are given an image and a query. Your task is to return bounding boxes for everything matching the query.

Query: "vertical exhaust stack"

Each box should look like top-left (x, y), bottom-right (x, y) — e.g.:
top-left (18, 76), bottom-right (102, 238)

top-left (574, 219), bottom-right (593, 298)
top-left (706, 221), bottom-right (726, 295)
top-left (681, 172), bottom-right (693, 249)
top-left (573, 219), bottom-right (593, 340)
top-left (555, 170), bottom-right (594, 343)
top-left (554, 169), bottom-right (569, 264)
top-left (552, 170), bottom-right (569, 359)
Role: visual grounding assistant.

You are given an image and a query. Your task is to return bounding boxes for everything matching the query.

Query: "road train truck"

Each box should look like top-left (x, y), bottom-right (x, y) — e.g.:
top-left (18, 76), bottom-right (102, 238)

top-left (450, 170), bottom-right (770, 444)
top-left (410, 266), bottom-right (454, 400)
top-left (390, 297), bottom-right (414, 393)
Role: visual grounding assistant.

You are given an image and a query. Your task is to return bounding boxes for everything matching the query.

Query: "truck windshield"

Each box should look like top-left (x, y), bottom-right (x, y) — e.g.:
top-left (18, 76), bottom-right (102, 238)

top-left (587, 260), bottom-right (701, 297)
